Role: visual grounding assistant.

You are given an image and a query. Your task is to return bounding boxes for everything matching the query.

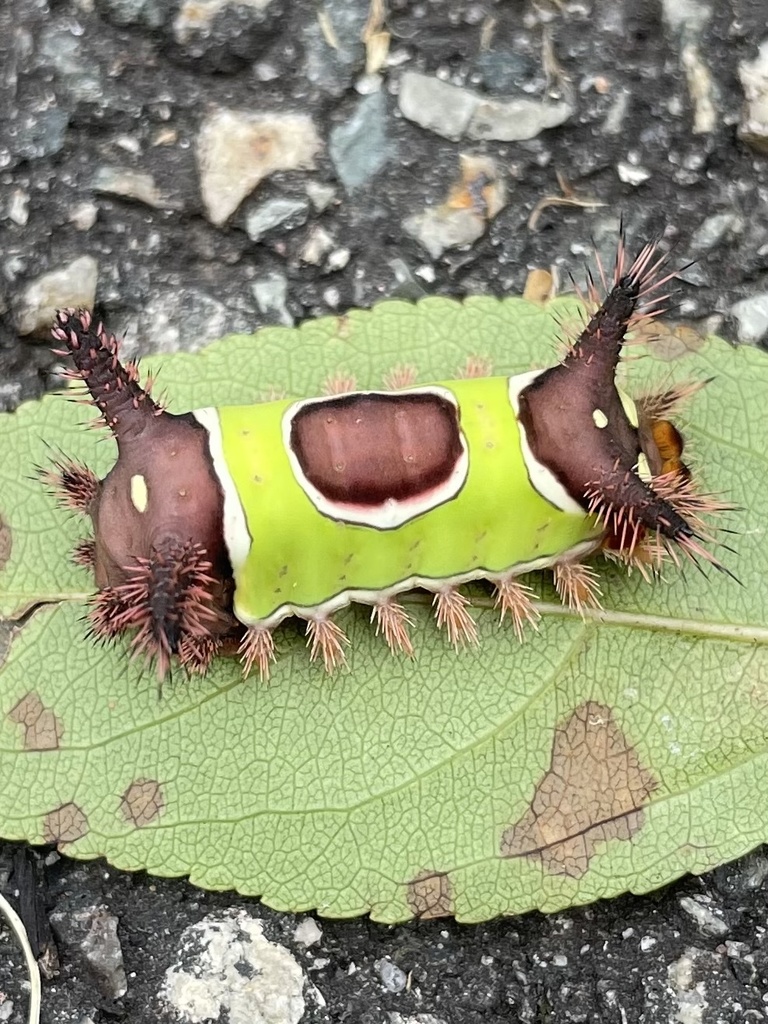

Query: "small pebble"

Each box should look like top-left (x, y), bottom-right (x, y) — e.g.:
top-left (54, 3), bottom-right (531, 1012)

top-left (398, 71), bottom-right (477, 141)
top-left (15, 255), bottom-right (99, 337)
top-left (68, 201), bottom-right (99, 231)
top-left (305, 181), bottom-right (336, 212)
top-left (301, 225), bottom-right (335, 265)
top-left (50, 903), bottom-right (127, 1001)
top-left (679, 895), bottom-right (730, 938)
top-left (293, 917), bottom-right (323, 947)
top-left (92, 166), bottom-right (169, 209)
top-left (252, 271), bottom-right (293, 326)
top-left (689, 211), bottom-right (744, 251)
top-left (730, 292), bottom-right (768, 343)
top-left (326, 248), bottom-right (351, 272)
top-left (245, 198), bottom-right (309, 242)
top-left (376, 958), bottom-right (407, 993)
top-left (159, 911), bottom-right (305, 1024)
top-left (617, 161), bottom-right (651, 185)
top-left (739, 39), bottom-right (768, 154)
top-left (197, 107), bottom-right (322, 226)
top-left (7, 189), bottom-right (29, 226)
top-left (329, 91), bottom-right (391, 190)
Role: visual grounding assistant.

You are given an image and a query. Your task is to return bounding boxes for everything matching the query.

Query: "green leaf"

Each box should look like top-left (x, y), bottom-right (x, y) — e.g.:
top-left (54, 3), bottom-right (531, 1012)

top-left (0, 296), bottom-right (767, 922)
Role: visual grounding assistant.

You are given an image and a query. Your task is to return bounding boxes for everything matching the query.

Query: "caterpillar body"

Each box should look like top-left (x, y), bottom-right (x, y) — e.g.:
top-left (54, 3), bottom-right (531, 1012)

top-left (48, 239), bottom-right (729, 681)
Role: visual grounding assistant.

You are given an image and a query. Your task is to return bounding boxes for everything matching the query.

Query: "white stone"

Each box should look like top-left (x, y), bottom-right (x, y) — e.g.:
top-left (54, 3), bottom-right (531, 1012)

top-left (398, 71), bottom-right (478, 141)
top-left (398, 70), bottom-right (571, 142)
top-left (305, 181), bottom-right (336, 212)
top-left (69, 201), bottom-right (99, 231)
top-left (617, 161), bottom-right (651, 185)
top-left (730, 292), bottom-right (768, 343)
top-left (404, 207), bottom-right (485, 260)
top-left (667, 948), bottom-right (709, 1024)
top-left (356, 72), bottom-right (383, 95)
top-left (293, 918), bottom-right (323, 947)
top-left (739, 39), bottom-right (768, 154)
top-left (245, 198), bottom-right (308, 241)
top-left (300, 224), bottom-right (335, 265)
top-left (252, 271), bottom-right (293, 326)
top-left (602, 88), bottom-right (631, 135)
top-left (678, 896), bottom-right (729, 937)
top-left (15, 256), bottom-right (98, 336)
top-left (402, 155), bottom-right (506, 258)
top-left (388, 1015), bottom-right (448, 1024)
top-left (681, 41), bottom-right (717, 134)
top-left (7, 189), bottom-right (29, 226)
top-left (466, 96), bottom-right (572, 141)
top-left (92, 166), bottom-right (169, 209)
top-left (322, 285), bottom-right (340, 308)
top-left (326, 247), bottom-right (351, 272)
top-left (661, 0), bottom-right (711, 36)
top-left (197, 108), bottom-right (322, 226)
top-left (174, 0), bottom-right (274, 44)
top-left (376, 958), bottom-right (407, 992)
top-left (159, 911), bottom-right (305, 1024)
top-left (689, 211), bottom-right (744, 251)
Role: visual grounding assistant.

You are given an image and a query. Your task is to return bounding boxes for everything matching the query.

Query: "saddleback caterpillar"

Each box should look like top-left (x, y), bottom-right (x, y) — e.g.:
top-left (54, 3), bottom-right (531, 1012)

top-left (47, 239), bottom-right (732, 681)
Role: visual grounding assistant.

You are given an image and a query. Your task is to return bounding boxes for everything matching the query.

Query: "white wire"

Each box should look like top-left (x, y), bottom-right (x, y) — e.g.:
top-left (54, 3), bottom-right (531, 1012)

top-left (0, 891), bottom-right (41, 1024)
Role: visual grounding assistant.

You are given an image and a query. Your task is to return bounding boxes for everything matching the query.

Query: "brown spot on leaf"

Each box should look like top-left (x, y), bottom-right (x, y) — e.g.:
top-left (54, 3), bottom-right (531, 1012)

top-left (7, 692), bottom-right (63, 751)
top-left (407, 871), bottom-right (455, 919)
top-left (0, 515), bottom-right (11, 572)
top-left (500, 701), bottom-right (658, 878)
top-left (120, 778), bottom-right (165, 827)
top-left (43, 803), bottom-right (88, 844)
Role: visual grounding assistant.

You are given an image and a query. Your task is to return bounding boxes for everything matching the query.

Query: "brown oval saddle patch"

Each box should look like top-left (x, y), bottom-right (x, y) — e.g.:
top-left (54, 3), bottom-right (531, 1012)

top-left (289, 391), bottom-right (464, 505)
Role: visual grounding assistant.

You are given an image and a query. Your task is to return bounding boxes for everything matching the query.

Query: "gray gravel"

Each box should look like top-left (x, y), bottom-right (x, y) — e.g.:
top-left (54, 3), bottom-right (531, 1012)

top-left (2, 0), bottom-right (768, 1021)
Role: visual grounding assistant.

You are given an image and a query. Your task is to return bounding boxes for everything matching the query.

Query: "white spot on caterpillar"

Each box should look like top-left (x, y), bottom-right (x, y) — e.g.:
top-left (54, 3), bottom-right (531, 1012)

top-left (592, 409), bottom-right (608, 429)
top-left (618, 387), bottom-right (639, 428)
top-left (636, 452), bottom-right (652, 482)
top-left (130, 474), bottom-right (148, 513)
top-left (192, 407), bottom-right (251, 571)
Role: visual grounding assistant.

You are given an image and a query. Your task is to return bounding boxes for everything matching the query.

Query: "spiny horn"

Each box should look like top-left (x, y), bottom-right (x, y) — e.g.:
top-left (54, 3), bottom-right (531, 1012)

top-left (586, 469), bottom-right (700, 547)
top-left (562, 235), bottom-right (670, 376)
top-left (89, 539), bottom-right (220, 679)
top-left (52, 308), bottom-right (160, 448)
top-left (516, 236), bottom-right (728, 567)
top-left (40, 454), bottom-right (101, 514)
